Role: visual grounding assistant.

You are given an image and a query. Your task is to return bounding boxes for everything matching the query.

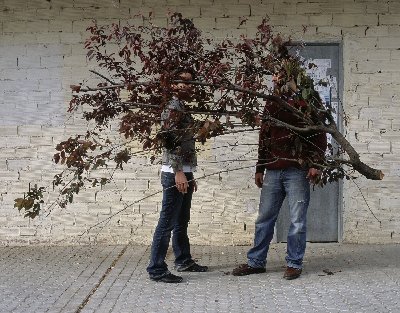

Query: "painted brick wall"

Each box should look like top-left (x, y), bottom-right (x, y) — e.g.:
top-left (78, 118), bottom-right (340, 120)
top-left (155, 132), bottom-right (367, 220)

top-left (0, 0), bottom-right (399, 245)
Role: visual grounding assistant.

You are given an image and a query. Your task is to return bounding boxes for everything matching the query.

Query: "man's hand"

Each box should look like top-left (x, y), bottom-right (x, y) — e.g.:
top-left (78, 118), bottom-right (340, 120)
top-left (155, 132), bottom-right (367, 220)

top-left (255, 172), bottom-right (264, 188)
top-left (306, 168), bottom-right (321, 184)
top-left (175, 171), bottom-right (189, 193)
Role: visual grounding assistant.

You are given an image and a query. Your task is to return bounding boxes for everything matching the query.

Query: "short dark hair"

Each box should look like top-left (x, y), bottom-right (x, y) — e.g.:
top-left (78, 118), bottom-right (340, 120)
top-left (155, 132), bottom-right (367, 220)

top-left (172, 67), bottom-right (196, 80)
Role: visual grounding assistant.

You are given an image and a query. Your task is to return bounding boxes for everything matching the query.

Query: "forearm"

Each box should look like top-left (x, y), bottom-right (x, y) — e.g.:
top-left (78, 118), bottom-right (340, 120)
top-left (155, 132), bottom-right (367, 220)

top-left (256, 123), bottom-right (270, 174)
top-left (313, 132), bottom-right (328, 158)
top-left (169, 151), bottom-right (183, 173)
top-left (161, 103), bottom-right (185, 172)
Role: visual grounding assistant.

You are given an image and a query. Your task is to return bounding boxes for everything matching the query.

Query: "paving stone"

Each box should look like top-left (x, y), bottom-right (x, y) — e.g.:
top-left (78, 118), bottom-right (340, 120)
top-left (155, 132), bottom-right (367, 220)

top-left (0, 244), bottom-right (399, 312)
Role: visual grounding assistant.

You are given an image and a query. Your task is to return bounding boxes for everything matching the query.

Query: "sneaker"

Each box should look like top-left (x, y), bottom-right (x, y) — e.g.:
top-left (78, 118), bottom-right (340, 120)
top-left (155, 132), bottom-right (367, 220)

top-left (150, 273), bottom-right (183, 283)
top-left (283, 267), bottom-right (302, 280)
top-left (232, 264), bottom-right (266, 276)
top-left (176, 262), bottom-right (208, 272)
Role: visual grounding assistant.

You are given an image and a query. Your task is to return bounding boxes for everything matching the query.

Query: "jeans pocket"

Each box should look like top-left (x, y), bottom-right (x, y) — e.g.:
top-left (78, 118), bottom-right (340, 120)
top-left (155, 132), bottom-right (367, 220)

top-left (161, 172), bottom-right (175, 188)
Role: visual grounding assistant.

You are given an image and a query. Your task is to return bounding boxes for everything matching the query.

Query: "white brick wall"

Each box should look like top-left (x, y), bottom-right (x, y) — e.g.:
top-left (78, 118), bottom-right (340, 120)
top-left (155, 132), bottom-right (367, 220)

top-left (0, 0), bottom-right (399, 246)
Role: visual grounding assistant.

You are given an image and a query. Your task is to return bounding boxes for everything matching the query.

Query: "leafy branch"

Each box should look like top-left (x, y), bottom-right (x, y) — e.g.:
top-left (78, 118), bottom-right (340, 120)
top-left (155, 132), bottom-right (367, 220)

top-left (15, 12), bottom-right (383, 221)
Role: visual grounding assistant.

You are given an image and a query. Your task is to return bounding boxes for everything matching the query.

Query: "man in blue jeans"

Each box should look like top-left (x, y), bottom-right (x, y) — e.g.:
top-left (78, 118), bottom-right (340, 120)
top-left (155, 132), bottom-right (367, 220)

top-left (147, 68), bottom-right (208, 283)
top-left (232, 71), bottom-right (327, 280)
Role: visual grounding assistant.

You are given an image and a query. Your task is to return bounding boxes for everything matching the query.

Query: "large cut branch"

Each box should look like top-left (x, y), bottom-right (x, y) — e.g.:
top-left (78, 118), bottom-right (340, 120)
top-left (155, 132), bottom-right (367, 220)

top-left (264, 115), bottom-right (384, 180)
top-left (327, 123), bottom-right (384, 180)
top-left (180, 80), bottom-right (384, 181)
top-left (74, 77), bottom-right (384, 180)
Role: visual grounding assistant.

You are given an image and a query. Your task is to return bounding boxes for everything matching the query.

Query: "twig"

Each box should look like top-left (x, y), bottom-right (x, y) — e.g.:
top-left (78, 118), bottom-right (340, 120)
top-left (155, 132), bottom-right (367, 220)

top-left (89, 70), bottom-right (118, 85)
top-left (351, 178), bottom-right (381, 224)
top-left (76, 161), bottom-right (277, 238)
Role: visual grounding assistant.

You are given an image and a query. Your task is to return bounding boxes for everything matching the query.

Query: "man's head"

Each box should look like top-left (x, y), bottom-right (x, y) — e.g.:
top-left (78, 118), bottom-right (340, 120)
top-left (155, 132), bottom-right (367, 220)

top-left (272, 68), bottom-right (298, 96)
top-left (272, 71), bottom-right (285, 88)
top-left (171, 67), bottom-right (195, 101)
top-left (271, 70), bottom-right (287, 96)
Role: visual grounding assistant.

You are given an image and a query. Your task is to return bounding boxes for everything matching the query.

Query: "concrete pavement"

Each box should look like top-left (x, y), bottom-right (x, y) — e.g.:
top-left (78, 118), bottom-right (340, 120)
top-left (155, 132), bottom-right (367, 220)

top-left (0, 243), bottom-right (399, 313)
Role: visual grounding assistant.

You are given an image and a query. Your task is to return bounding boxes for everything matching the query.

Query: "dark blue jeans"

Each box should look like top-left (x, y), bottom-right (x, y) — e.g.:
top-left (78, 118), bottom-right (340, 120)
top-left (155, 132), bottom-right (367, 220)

top-left (247, 168), bottom-right (310, 269)
top-left (147, 172), bottom-right (195, 278)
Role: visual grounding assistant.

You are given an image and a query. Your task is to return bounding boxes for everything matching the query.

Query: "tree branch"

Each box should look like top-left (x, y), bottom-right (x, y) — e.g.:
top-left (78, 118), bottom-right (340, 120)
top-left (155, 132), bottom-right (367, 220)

top-left (327, 123), bottom-right (384, 180)
top-left (89, 70), bottom-right (119, 85)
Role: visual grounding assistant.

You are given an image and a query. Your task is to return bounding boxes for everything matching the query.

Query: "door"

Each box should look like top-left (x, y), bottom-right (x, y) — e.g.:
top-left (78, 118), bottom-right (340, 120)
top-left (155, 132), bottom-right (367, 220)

top-left (276, 43), bottom-right (342, 242)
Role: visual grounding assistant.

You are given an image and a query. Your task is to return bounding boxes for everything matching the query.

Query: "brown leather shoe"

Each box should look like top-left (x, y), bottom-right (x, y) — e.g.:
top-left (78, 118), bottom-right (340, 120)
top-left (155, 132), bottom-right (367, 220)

top-left (283, 267), bottom-right (302, 280)
top-left (232, 264), bottom-right (266, 276)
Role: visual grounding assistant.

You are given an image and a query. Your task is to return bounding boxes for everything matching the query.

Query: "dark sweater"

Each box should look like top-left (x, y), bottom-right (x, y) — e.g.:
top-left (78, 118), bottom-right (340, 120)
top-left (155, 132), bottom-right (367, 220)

top-left (256, 98), bottom-right (327, 173)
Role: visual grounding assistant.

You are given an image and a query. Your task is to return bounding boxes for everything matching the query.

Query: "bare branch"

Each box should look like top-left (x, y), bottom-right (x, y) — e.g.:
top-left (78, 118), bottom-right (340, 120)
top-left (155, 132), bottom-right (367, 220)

top-left (89, 70), bottom-right (119, 85)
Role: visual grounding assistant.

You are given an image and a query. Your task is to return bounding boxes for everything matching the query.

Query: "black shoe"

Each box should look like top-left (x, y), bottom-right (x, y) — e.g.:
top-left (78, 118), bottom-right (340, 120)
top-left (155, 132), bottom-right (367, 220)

top-left (176, 262), bottom-right (208, 272)
top-left (232, 264), bottom-right (266, 276)
top-left (150, 273), bottom-right (183, 283)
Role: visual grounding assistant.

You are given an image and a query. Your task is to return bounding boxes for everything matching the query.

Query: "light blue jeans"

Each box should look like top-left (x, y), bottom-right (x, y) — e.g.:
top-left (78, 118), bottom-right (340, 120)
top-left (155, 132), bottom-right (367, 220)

top-left (247, 168), bottom-right (310, 270)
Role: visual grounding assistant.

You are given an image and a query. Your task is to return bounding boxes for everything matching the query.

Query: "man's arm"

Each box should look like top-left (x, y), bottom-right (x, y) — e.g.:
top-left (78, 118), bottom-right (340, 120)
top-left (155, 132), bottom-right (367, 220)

top-left (306, 131), bottom-right (327, 184)
top-left (255, 120), bottom-right (269, 188)
top-left (161, 99), bottom-right (192, 193)
top-left (255, 100), bottom-right (276, 187)
top-left (160, 99), bottom-right (185, 173)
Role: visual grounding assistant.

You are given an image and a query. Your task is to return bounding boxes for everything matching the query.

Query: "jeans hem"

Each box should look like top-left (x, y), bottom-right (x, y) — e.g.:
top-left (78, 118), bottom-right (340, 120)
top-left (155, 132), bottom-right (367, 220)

top-left (286, 262), bottom-right (302, 270)
top-left (247, 259), bottom-right (266, 269)
top-left (175, 260), bottom-right (194, 270)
